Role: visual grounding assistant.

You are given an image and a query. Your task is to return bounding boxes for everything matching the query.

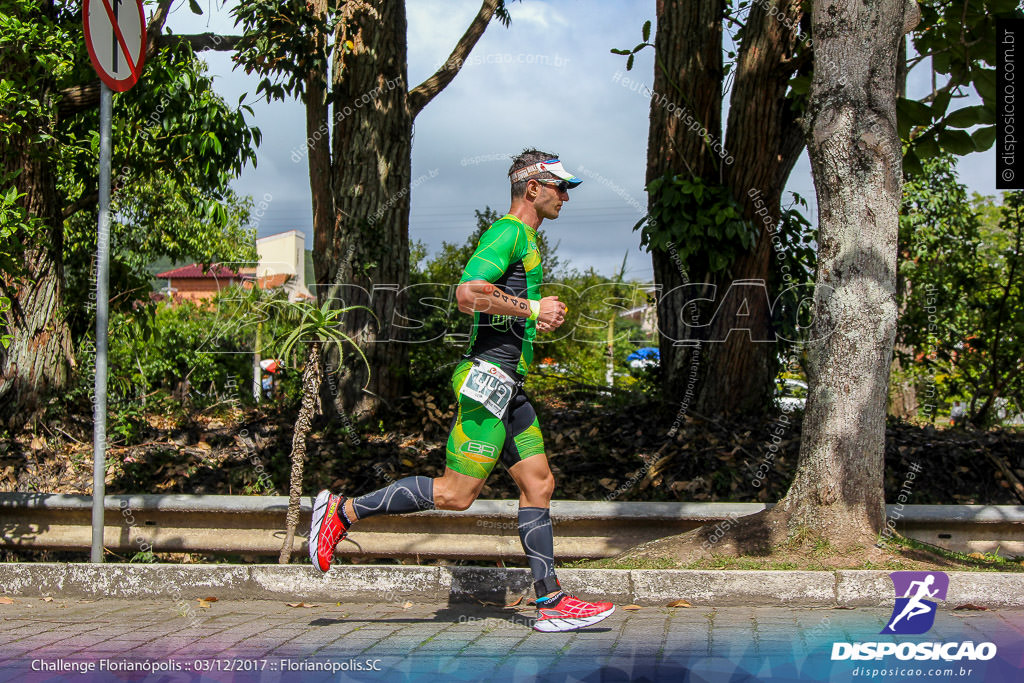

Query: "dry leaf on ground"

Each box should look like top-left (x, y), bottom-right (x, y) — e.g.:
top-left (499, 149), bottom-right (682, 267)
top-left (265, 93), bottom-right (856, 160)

top-left (401, 601), bottom-right (413, 609)
top-left (0, 597), bottom-right (14, 605)
top-left (622, 604), bottom-right (642, 610)
top-left (953, 603), bottom-right (988, 611)
top-left (202, 596), bottom-right (219, 602)
top-left (667, 599), bottom-right (691, 608)
top-left (287, 602), bottom-right (318, 608)
top-left (505, 596), bottom-right (524, 608)
top-left (42, 597), bottom-right (54, 602)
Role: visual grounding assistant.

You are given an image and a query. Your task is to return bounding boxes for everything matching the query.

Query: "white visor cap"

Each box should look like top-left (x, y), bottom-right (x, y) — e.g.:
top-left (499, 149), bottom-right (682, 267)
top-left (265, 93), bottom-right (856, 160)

top-left (509, 159), bottom-right (582, 187)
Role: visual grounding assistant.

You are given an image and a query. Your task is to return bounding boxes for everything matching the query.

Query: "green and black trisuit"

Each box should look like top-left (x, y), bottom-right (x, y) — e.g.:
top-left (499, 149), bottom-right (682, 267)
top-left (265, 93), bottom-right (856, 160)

top-left (343, 212), bottom-right (561, 596)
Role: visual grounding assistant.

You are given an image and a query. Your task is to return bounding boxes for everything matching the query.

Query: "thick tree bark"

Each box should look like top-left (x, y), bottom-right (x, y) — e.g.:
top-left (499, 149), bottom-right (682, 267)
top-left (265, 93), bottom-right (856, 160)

top-left (318, 0), bottom-right (498, 417)
top-left (0, 21), bottom-right (73, 427)
top-left (774, 0), bottom-right (921, 546)
top-left (647, 0), bottom-right (724, 397)
top-left (280, 340), bottom-right (322, 563)
top-left (696, 0), bottom-right (807, 416)
top-left (324, 0), bottom-right (414, 417)
top-left (648, 0), bottom-right (807, 416)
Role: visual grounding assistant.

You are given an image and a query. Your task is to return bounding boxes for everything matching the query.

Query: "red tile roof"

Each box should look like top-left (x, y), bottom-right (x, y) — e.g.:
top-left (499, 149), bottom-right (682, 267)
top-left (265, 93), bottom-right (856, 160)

top-left (155, 263), bottom-right (253, 279)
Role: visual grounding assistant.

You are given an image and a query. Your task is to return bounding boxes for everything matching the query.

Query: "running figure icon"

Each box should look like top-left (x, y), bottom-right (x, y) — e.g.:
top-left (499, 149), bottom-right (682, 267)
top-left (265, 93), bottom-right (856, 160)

top-left (885, 573), bottom-right (940, 633)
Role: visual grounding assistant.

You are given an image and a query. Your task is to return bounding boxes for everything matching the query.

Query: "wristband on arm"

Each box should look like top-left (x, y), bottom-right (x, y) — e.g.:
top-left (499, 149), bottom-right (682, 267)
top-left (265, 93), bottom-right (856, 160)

top-left (528, 299), bottom-right (541, 321)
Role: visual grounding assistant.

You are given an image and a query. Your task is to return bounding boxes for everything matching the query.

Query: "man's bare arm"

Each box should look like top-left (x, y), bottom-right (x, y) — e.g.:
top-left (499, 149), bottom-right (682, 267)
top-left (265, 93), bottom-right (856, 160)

top-left (456, 281), bottom-right (530, 316)
top-left (456, 281), bottom-right (567, 330)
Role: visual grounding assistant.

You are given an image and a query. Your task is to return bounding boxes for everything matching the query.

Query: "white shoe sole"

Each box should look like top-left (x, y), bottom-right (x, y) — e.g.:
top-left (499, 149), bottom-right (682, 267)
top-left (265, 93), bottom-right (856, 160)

top-left (533, 605), bottom-right (615, 632)
top-left (309, 489), bottom-right (331, 573)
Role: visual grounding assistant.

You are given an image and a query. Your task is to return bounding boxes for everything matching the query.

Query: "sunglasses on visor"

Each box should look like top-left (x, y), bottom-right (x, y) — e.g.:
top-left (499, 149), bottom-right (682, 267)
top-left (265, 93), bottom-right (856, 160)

top-left (534, 178), bottom-right (570, 192)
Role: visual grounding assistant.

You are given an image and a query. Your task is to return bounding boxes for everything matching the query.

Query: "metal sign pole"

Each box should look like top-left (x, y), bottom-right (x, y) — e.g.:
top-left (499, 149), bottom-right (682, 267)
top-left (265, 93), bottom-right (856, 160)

top-left (91, 83), bottom-right (113, 563)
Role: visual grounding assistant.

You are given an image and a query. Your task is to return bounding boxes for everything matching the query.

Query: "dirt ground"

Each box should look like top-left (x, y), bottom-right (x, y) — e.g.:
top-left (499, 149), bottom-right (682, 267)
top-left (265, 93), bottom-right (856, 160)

top-left (3, 392), bottom-right (1021, 508)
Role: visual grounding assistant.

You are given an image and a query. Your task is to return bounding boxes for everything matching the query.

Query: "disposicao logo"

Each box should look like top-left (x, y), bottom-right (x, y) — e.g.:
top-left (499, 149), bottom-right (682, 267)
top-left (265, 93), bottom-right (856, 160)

top-left (883, 570), bottom-right (948, 635)
top-left (831, 571), bottom-right (998, 662)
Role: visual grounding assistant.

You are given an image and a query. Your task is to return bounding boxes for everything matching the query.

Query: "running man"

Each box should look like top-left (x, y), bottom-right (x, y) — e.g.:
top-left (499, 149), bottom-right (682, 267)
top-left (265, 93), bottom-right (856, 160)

top-left (308, 149), bottom-right (615, 633)
top-left (886, 574), bottom-right (939, 632)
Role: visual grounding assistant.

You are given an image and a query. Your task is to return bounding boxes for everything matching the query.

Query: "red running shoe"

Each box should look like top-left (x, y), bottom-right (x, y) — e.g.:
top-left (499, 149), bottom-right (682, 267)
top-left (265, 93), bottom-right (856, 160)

top-left (533, 592), bottom-right (616, 632)
top-left (309, 490), bottom-right (350, 573)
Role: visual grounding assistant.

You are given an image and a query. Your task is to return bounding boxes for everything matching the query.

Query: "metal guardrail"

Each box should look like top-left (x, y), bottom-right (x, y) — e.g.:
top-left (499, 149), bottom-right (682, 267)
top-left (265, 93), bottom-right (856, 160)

top-left (1, 494), bottom-right (1022, 560)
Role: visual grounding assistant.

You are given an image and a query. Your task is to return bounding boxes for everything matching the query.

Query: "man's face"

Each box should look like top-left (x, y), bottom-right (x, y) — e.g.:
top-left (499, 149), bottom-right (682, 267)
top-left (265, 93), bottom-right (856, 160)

top-left (530, 179), bottom-right (569, 220)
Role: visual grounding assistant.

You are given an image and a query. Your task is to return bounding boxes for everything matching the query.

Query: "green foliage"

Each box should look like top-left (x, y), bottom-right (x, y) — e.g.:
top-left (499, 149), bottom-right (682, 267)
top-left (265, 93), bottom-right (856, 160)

top-left (232, 0), bottom-right (515, 103)
top-left (528, 265), bottom-right (648, 396)
top-left (635, 174), bottom-right (757, 274)
top-left (900, 0), bottom-right (1020, 174)
top-left (129, 550), bottom-right (157, 564)
top-left (0, 0), bottom-right (74, 341)
top-left (57, 37), bottom-right (260, 336)
top-left (259, 297), bottom-right (371, 380)
top-left (609, 20), bottom-right (652, 72)
top-left (0, 0), bottom-right (77, 130)
top-left (1, 0), bottom-right (261, 354)
top-left (231, 0), bottom-right (339, 103)
top-left (111, 298), bottom-right (252, 399)
top-left (898, 155), bottom-right (1024, 425)
top-left (771, 192), bottom-right (818, 344)
top-left (0, 177), bottom-right (39, 349)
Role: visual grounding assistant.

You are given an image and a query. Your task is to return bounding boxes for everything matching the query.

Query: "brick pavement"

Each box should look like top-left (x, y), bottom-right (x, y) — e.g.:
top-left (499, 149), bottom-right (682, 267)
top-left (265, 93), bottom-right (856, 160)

top-left (1, 598), bottom-right (1022, 681)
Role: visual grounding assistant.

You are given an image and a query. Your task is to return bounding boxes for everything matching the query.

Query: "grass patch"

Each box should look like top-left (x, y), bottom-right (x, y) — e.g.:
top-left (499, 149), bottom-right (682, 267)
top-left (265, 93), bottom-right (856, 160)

top-left (881, 535), bottom-right (1024, 572)
top-left (560, 535), bottom-right (1024, 572)
top-left (561, 557), bottom-right (682, 570)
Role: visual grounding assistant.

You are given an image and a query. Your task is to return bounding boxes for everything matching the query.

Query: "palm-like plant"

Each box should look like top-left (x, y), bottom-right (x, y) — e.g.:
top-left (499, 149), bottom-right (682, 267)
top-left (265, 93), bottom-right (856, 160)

top-left (259, 297), bottom-right (372, 563)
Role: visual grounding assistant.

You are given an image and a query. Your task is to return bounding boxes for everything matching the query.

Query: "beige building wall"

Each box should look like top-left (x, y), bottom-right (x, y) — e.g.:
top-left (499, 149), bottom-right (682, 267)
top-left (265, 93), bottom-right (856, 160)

top-left (256, 230), bottom-right (305, 283)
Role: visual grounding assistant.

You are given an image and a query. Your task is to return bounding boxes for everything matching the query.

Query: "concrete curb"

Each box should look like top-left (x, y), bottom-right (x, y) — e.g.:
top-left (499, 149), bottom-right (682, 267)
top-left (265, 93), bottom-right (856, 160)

top-left (2, 564), bottom-right (1023, 608)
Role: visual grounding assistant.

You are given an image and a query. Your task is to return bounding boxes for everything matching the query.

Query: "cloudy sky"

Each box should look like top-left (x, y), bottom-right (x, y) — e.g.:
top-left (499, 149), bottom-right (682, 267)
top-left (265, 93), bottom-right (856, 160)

top-left (165, 0), bottom-right (999, 281)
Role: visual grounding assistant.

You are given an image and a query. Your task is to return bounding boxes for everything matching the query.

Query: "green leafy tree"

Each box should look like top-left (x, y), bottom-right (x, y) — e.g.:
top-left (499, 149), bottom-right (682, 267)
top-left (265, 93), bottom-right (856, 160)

top-left (898, 160), bottom-right (1024, 426)
top-left (898, 0), bottom-right (1018, 174)
top-left (0, 0), bottom-right (258, 423)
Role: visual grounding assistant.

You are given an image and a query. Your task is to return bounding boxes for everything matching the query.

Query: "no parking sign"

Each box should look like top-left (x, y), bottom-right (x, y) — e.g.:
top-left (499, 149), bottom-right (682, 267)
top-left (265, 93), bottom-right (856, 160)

top-left (83, 0), bottom-right (146, 91)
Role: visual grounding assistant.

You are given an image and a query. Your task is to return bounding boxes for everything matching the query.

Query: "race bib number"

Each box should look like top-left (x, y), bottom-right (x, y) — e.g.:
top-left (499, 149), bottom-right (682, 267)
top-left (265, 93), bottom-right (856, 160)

top-left (460, 360), bottom-right (515, 418)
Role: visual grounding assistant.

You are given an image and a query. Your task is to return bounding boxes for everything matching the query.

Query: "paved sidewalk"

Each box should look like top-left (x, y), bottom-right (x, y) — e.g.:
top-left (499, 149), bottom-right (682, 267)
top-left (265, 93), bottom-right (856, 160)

top-left (1, 598), bottom-right (1022, 682)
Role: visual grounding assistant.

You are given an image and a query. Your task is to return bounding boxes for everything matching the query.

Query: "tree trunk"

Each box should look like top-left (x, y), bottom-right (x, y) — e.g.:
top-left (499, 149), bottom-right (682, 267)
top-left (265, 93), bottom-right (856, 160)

top-left (614, 0), bottom-right (922, 565)
top-left (311, 0), bottom-right (498, 418)
top-left (325, 0), bottom-right (412, 417)
top-left (0, 46), bottom-right (72, 428)
top-left (279, 340), bottom-right (323, 563)
top-left (773, 0), bottom-right (920, 546)
top-left (694, 0), bottom-right (807, 416)
top-left (646, 0), bottom-right (723, 397)
top-left (648, 0), bottom-right (807, 416)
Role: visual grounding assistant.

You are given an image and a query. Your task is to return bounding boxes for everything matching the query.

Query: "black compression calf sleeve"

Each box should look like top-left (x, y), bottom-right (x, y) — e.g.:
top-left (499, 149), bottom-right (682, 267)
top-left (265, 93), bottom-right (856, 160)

top-left (352, 476), bottom-right (434, 520)
top-left (518, 506), bottom-right (559, 596)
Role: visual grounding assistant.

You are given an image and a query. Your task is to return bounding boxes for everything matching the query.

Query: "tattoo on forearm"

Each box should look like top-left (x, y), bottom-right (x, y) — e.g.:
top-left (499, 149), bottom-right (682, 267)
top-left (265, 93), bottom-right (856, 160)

top-left (490, 288), bottom-right (529, 313)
